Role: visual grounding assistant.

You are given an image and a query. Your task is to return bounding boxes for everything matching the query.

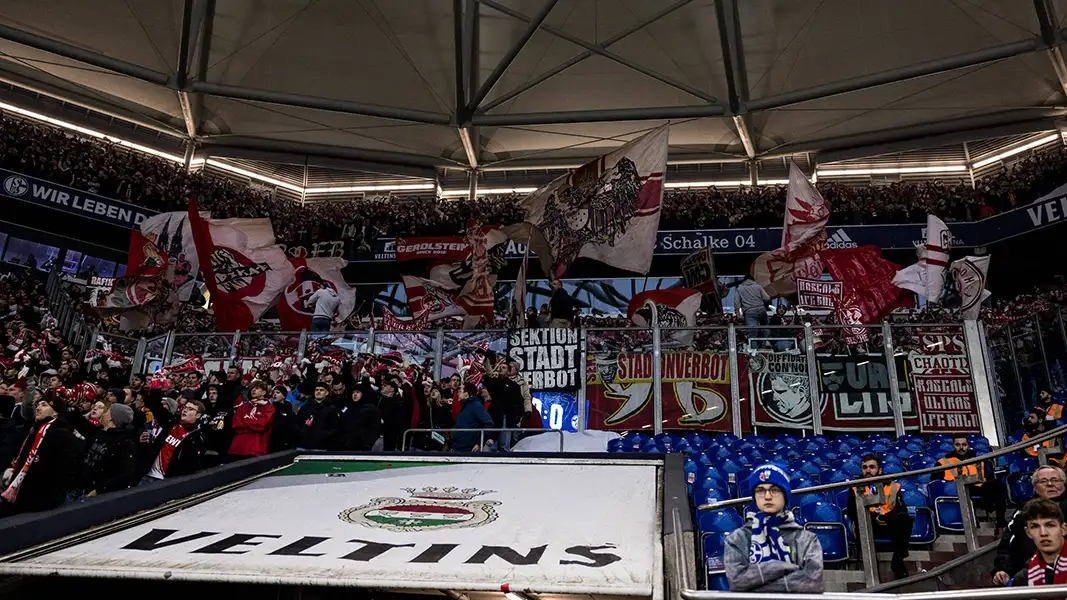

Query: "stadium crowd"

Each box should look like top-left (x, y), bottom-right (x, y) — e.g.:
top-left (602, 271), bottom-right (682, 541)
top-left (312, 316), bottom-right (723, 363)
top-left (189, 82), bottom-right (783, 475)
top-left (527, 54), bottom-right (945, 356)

top-left (3, 113), bottom-right (1067, 249)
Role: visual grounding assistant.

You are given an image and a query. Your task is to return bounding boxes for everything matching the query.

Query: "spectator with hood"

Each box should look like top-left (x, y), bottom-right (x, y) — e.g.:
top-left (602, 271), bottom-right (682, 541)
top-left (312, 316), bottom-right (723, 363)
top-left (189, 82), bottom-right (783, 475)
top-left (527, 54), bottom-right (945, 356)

top-left (0, 384), bottom-right (31, 472)
top-left (341, 382), bottom-right (383, 451)
top-left (376, 376), bottom-right (415, 451)
top-left (268, 385), bottom-right (298, 453)
top-left (484, 361), bottom-right (523, 450)
top-left (1, 391), bottom-right (84, 516)
top-left (227, 379), bottom-right (275, 460)
top-left (140, 389), bottom-right (208, 484)
top-left (724, 463), bottom-right (824, 592)
top-left (296, 381), bottom-right (342, 450)
top-left (68, 399), bottom-right (138, 499)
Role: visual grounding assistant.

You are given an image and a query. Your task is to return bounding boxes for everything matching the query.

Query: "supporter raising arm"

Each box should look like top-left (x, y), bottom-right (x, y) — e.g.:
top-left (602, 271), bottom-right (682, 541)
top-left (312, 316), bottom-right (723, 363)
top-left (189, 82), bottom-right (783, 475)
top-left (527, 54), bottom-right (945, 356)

top-left (140, 389), bottom-right (208, 484)
top-left (227, 380), bottom-right (275, 460)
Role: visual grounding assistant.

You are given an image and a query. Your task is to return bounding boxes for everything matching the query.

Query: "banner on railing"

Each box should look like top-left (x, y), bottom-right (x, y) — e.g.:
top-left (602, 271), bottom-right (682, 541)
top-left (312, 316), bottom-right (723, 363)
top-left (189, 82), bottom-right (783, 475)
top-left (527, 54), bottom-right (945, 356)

top-left (506, 328), bottom-right (581, 392)
top-left (751, 352), bottom-right (915, 431)
top-left (912, 374), bottom-right (980, 433)
top-left (586, 350), bottom-right (747, 431)
top-left (0, 167), bottom-right (156, 228)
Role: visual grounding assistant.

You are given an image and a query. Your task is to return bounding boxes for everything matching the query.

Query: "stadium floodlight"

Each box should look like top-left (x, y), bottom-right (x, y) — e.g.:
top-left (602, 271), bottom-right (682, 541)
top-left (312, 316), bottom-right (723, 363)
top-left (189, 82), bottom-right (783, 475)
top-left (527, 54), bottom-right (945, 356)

top-left (304, 183), bottom-right (437, 194)
top-left (971, 133), bottom-right (1059, 169)
top-left (439, 187), bottom-right (539, 197)
top-left (0, 100), bottom-right (194, 166)
top-left (663, 179), bottom-right (790, 188)
top-left (816, 165), bottom-right (967, 177)
top-left (203, 159), bottom-right (303, 193)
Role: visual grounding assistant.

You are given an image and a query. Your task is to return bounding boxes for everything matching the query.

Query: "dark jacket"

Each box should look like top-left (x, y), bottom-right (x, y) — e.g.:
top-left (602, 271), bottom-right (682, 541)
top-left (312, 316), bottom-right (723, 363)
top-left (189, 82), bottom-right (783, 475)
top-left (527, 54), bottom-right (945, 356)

top-left (341, 399), bottom-right (383, 451)
top-left (267, 400), bottom-right (299, 453)
top-left (415, 398), bottom-right (454, 451)
top-left (549, 288), bottom-right (575, 321)
top-left (452, 395), bottom-right (494, 452)
top-left (993, 494), bottom-right (1067, 578)
top-left (144, 389), bottom-right (208, 479)
top-left (296, 397), bottom-right (343, 450)
top-left (484, 376), bottom-right (524, 427)
top-left (67, 409), bottom-right (137, 496)
top-left (0, 411), bottom-right (27, 472)
top-left (376, 386), bottom-right (414, 451)
top-left (4, 415), bottom-right (84, 514)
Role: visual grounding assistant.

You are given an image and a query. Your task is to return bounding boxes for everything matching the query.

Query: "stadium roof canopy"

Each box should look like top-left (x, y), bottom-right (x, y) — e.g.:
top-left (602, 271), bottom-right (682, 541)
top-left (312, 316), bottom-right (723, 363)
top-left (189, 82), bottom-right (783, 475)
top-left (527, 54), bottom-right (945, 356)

top-left (1, 0), bottom-right (1067, 191)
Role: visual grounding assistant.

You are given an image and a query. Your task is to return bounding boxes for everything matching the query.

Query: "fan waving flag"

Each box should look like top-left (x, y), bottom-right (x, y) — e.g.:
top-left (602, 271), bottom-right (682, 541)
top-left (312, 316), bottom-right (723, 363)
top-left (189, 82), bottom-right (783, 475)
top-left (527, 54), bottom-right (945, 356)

top-left (627, 288), bottom-right (702, 345)
top-left (277, 257), bottom-right (355, 331)
top-left (893, 214), bottom-right (952, 303)
top-left (187, 199), bottom-right (295, 332)
top-left (753, 162), bottom-right (830, 297)
top-left (515, 125), bottom-right (668, 277)
top-left (820, 245), bottom-right (914, 329)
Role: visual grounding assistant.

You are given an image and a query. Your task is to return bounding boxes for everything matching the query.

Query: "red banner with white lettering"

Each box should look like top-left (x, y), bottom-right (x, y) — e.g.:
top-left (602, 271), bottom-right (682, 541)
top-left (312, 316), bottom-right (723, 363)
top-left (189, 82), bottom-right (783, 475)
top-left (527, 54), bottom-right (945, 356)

top-left (586, 350), bottom-right (750, 432)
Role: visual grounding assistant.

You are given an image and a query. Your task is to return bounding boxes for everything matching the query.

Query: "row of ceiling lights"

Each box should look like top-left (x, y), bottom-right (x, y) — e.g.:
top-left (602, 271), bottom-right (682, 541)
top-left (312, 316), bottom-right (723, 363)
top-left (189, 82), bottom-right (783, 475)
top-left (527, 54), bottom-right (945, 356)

top-left (1, 100), bottom-right (1058, 199)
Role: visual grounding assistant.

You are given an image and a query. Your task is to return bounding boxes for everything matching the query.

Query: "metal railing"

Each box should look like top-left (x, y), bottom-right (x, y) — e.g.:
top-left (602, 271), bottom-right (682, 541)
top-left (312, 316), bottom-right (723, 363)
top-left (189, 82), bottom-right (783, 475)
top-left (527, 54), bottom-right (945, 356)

top-left (680, 586), bottom-right (1067, 600)
top-left (690, 422), bottom-right (1067, 590)
top-left (401, 427), bottom-right (565, 452)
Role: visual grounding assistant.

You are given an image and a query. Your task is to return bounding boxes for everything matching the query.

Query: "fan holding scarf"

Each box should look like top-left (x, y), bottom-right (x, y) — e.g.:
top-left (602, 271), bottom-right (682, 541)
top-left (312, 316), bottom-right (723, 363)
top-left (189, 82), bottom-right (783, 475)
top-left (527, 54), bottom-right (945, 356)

top-left (724, 463), bottom-right (825, 592)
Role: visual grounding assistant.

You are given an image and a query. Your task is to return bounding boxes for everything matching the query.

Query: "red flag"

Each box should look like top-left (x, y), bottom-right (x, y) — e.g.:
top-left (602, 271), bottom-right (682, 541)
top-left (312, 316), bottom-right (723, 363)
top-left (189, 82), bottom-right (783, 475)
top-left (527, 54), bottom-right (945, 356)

top-left (627, 288), bottom-right (701, 328)
top-left (276, 257), bottom-right (355, 331)
top-left (187, 199), bottom-right (294, 332)
top-left (819, 246), bottom-right (914, 328)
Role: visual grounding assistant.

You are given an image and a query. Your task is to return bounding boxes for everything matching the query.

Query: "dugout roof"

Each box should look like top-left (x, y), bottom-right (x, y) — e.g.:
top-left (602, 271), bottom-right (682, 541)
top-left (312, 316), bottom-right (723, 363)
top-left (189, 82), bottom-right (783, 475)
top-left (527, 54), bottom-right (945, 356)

top-left (0, 0), bottom-right (1066, 187)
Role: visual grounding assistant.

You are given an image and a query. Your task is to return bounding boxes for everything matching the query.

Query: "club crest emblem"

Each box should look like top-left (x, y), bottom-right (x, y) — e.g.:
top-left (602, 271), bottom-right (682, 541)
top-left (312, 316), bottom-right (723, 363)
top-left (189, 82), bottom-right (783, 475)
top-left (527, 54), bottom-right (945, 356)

top-left (339, 487), bottom-right (500, 532)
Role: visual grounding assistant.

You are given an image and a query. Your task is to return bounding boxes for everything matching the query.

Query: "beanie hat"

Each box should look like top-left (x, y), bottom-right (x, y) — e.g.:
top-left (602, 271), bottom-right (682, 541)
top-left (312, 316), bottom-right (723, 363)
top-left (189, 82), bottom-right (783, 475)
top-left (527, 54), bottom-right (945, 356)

top-left (108, 388), bottom-right (125, 401)
top-left (109, 403), bottom-right (135, 428)
top-left (161, 397), bottom-right (179, 415)
top-left (748, 463), bottom-right (792, 507)
top-left (273, 384), bottom-right (288, 398)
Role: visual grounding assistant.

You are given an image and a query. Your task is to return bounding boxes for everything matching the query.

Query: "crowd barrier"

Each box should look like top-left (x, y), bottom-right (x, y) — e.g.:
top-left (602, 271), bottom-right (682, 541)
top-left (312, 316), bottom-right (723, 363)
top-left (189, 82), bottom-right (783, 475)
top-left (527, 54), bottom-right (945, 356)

top-left (48, 267), bottom-right (1067, 446)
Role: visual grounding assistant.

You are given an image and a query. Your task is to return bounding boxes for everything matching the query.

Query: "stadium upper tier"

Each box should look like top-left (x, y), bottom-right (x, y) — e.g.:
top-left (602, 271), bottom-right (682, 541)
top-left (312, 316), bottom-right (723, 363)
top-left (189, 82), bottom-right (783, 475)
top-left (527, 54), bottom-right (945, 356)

top-left (1, 114), bottom-right (1067, 251)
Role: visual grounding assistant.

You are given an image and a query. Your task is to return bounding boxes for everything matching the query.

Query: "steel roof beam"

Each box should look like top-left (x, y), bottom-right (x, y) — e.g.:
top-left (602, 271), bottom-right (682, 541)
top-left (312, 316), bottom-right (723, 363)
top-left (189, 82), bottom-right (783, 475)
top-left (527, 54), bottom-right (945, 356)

top-left (466, 0), bottom-right (558, 115)
top-left (714, 0), bottom-right (755, 158)
top-left (1033, 0), bottom-right (1067, 97)
top-left (176, 0), bottom-right (197, 138)
top-left (0, 23), bottom-right (171, 86)
top-left (478, 0), bottom-right (695, 114)
top-left (199, 135), bottom-right (450, 171)
top-left (748, 37), bottom-right (1045, 111)
top-left (453, 0), bottom-right (466, 114)
top-left (478, 0), bottom-right (717, 104)
top-left (189, 81), bottom-right (452, 125)
top-left (471, 104), bottom-right (725, 126)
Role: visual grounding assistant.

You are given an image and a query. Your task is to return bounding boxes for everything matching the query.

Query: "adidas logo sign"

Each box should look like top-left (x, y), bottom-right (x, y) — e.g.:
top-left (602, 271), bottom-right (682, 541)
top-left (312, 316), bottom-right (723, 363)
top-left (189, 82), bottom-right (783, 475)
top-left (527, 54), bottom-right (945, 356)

top-left (825, 229), bottom-right (858, 249)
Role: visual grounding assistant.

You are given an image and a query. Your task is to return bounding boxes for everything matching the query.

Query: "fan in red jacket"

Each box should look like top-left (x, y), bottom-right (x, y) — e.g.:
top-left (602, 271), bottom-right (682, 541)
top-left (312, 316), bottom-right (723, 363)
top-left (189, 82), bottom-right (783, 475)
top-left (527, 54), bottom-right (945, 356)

top-left (228, 380), bottom-right (275, 460)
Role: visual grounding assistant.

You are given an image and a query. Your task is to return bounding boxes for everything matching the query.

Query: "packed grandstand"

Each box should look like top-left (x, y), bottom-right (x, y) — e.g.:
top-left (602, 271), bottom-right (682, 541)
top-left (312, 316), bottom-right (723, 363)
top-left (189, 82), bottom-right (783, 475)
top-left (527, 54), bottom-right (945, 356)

top-left (6, 1), bottom-right (1067, 598)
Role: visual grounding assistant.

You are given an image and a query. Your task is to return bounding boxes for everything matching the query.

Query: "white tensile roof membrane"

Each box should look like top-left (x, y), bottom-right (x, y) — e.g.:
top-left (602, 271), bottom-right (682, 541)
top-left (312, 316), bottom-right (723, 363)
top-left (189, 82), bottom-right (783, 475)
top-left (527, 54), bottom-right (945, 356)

top-left (0, 0), bottom-right (1064, 175)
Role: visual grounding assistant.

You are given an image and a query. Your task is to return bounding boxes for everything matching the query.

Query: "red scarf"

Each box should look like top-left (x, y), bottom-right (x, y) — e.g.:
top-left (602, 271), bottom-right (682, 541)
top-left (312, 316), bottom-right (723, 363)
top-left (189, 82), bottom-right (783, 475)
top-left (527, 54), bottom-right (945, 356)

top-left (1028, 543), bottom-right (1067, 587)
top-left (1, 418), bottom-right (53, 503)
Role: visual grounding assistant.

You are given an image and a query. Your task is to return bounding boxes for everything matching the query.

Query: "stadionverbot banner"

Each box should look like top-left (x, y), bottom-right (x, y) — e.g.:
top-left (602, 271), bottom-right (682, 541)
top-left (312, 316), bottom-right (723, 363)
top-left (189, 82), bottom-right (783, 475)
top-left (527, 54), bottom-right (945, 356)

top-left (0, 458), bottom-right (659, 597)
top-left (586, 350), bottom-right (747, 432)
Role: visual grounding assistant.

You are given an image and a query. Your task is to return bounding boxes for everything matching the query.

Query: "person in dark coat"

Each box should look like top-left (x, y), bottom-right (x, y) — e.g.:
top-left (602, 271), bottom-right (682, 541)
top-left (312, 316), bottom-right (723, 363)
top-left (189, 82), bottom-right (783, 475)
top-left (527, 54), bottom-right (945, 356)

top-left (415, 385), bottom-right (453, 451)
top-left (452, 383), bottom-right (494, 452)
top-left (296, 381), bottom-right (342, 450)
top-left (992, 465), bottom-right (1067, 585)
top-left (0, 391), bottom-right (29, 473)
top-left (267, 385), bottom-right (298, 453)
top-left (0, 393), bottom-right (84, 516)
top-left (376, 377), bottom-right (414, 451)
top-left (483, 364), bottom-right (523, 450)
top-left (140, 389), bottom-right (208, 483)
top-left (341, 385), bottom-right (383, 451)
top-left (68, 400), bottom-right (138, 499)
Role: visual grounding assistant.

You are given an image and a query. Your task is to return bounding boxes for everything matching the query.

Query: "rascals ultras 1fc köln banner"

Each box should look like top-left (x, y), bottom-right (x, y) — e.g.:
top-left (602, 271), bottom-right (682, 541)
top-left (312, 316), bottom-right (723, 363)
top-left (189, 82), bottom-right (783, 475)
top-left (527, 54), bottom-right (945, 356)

top-left (586, 349), bottom-right (748, 431)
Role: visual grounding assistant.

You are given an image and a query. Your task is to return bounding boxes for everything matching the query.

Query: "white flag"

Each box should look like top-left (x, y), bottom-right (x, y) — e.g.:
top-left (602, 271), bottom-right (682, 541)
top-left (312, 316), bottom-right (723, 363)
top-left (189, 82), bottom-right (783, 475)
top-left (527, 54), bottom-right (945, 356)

top-left (950, 255), bottom-right (991, 319)
top-left (893, 214), bottom-right (952, 303)
top-left (753, 162), bottom-right (830, 296)
top-left (516, 125), bottom-right (668, 277)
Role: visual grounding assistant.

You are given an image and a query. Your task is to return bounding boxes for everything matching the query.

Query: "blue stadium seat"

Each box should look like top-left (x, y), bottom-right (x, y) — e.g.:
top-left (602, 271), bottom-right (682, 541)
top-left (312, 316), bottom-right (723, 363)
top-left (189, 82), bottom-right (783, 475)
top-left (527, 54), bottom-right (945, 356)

top-left (909, 506), bottom-right (937, 545)
top-left (735, 468), bottom-right (753, 498)
top-left (1007, 472), bottom-right (1035, 505)
top-left (640, 439), bottom-right (666, 453)
top-left (792, 460), bottom-right (823, 482)
top-left (747, 434), bottom-right (770, 447)
top-left (685, 433), bottom-right (709, 450)
top-left (699, 508), bottom-right (744, 534)
top-left (775, 433), bottom-right (800, 447)
top-left (1013, 457), bottom-right (1039, 475)
top-left (694, 487), bottom-right (729, 508)
top-left (1007, 430), bottom-right (1024, 445)
top-left (928, 479), bottom-right (964, 532)
top-left (810, 435), bottom-right (830, 446)
top-left (797, 438), bottom-right (823, 454)
top-left (801, 502), bottom-right (849, 562)
top-left (607, 439), bottom-right (626, 453)
top-left (715, 433), bottom-right (739, 445)
top-left (882, 462), bottom-right (905, 475)
top-left (706, 445), bottom-right (733, 462)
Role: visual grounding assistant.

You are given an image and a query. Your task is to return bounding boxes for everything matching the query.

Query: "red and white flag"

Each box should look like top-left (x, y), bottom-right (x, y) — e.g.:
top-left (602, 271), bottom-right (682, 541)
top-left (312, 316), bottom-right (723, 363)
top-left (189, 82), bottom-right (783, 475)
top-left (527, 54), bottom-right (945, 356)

top-left (628, 288), bottom-right (702, 345)
top-left (381, 307), bottom-right (430, 331)
top-left (820, 245), bottom-right (914, 330)
top-left (893, 214), bottom-right (952, 303)
top-left (753, 162), bottom-right (830, 296)
top-left (276, 257), bottom-right (355, 331)
top-left (401, 274), bottom-right (466, 322)
top-left (950, 255), bottom-right (991, 320)
top-left (131, 212), bottom-right (202, 301)
top-left (187, 199), bottom-right (294, 332)
top-left (515, 125), bottom-right (668, 277)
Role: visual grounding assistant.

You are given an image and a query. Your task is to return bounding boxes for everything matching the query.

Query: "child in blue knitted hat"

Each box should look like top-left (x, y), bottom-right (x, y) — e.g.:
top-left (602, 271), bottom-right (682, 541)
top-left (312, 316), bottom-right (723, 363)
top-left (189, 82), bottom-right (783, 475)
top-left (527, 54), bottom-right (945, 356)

top-left (723, 463), bottom-right (824, 592)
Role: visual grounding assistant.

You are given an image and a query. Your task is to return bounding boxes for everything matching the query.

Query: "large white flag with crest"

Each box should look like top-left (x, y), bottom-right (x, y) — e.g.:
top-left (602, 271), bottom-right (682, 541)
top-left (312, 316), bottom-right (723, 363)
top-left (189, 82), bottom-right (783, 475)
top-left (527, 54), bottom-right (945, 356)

top-left (950, 255), bottom-right (991, 319)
